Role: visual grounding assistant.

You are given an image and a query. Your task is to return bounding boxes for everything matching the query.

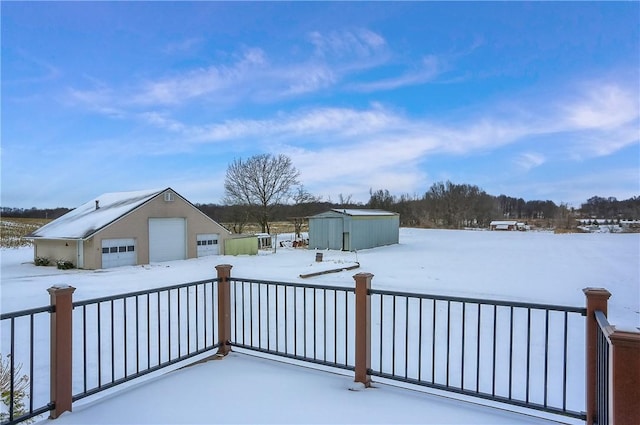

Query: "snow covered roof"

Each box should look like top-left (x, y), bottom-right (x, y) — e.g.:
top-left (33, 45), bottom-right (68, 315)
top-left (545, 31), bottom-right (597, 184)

top-left (27, 188), bottom-right (167, 240)
top-left (330, 209), bottom-right (397, 216)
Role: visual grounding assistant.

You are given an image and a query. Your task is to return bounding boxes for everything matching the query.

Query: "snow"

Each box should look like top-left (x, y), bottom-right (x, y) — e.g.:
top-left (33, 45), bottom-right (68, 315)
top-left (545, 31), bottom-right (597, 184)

top-left (27, 188), bottom-right (165, 239)
top-left (332, 209), bottom-right (397, 216)
top-left (42, 353), bottom-right (561, 425)
top-left (2, 228), bottom-right (639, 424)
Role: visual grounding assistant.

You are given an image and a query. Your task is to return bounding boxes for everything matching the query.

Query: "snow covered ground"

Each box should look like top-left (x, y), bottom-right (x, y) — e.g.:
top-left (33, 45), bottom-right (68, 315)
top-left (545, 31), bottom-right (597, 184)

top-left (39, 352), bottom-right (564, 425)
top-left (1, 228), bottom-right (638, 424)
top-left (2, 228), bottom-right (638, 326)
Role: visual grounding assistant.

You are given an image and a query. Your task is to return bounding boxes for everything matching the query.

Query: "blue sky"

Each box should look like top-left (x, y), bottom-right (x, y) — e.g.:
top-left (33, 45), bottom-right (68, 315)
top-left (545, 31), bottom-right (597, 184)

top-left (2, 2), bottom-right (638, 209)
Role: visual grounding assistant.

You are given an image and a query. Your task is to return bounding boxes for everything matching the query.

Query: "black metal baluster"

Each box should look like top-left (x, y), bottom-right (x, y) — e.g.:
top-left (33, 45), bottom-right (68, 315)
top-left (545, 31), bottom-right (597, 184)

top-left (135, 296), bottom-right (140, 374)
top-left (432, 299), bottom-right (437, 384)
top-left (83, 305), bottom-right (88, 393)
top-left (525, 308), bottom-right (531, 403)
top-left (313, 288), bottom-right (317, 360)
top-left (110, 300), bottom-right (115, 383)
top-left (544, 309), bottom-right (549, 407)
top-left (461, 302), bottom-right (466, 390)
top-left (492, 304), bottom-right (497, 396)
top-left (508, 306), bottom-right (514, 400)
top-left (380, 294), bottom-right (384, 372)
top-left (446, 300), bottom-right (451, 387)
top-left (563, 311), bottom-right (568, 412)
top-left (418, 298), bottom-right (423, 382)
top-left (29, 314), bottom-right (35, 413)
top-left (323, 289), bottom-right (327, 362)
top-left (124, 298), bottom-right (128, 378)
top-left (475, 304), bottom-right (480, 393)
top-left (95, 305), bottom-right (103, 387)
top-left (392, 295), bottom-right (396, 375)
top-left (405, 296), bottom-right (409, 379)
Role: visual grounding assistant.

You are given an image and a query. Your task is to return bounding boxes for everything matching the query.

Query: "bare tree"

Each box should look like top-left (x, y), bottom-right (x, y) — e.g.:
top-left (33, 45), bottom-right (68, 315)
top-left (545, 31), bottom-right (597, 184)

top-left (224, 154), bottom-right (300, 233)
top-left (291, 185), bottom-right (323, 240)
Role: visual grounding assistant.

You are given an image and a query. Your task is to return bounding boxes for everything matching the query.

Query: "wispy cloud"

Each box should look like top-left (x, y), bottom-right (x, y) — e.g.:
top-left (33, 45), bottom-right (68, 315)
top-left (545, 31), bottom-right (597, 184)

top-left (561, 83), bottom-right (637, 130)
top-left (163, 37), bottom-right (203, 54)
top-left (134, 78), bottom-right (637, 161)
top-left (308, 29), bottom-right (387, 59)
top-left (3, 49), bottom-right (61, 85)
top-left (515, 152), bottom-right (546, 171)
top-left (133, 48), bottom-right (269, 105)
top-left (64, 29), bottom-right (395, 110)
top-left (350, 55), bottom-right (444, 92)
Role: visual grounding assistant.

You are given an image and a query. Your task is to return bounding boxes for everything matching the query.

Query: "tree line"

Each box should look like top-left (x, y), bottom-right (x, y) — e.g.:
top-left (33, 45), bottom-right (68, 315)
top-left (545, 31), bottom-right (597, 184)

top-left (2, 152), bottom-right (639, 232)
top-left (198, 184), bottom-right (640, 231)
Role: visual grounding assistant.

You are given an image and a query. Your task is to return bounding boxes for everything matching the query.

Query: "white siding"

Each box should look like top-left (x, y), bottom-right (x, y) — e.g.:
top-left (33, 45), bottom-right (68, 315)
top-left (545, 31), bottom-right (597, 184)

top-left (148, 218), bottom-right (186, 262)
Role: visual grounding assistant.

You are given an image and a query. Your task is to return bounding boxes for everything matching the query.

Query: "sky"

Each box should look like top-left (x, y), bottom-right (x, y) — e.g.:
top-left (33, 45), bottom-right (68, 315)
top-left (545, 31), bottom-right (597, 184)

top-left (1, 2), bottom-right (639, 209)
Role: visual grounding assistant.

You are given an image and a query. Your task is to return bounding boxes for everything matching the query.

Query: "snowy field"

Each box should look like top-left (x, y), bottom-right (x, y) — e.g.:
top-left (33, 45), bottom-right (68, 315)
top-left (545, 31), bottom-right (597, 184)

top-left (2, 228), bottom-right (638, 327)
top-left (1, 228), bottom-right (638, 424)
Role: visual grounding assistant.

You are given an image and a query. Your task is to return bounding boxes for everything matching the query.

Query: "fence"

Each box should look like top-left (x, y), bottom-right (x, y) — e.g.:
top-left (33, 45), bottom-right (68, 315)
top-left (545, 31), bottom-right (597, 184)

top-left (368, 289), bottom-right (586, 419)
top-left (71, 278), bottom-right (220, 401)
top-left (585, 289), bottom-right (640, 425)
top-left (1, 267), bottom-right (639, 425)
top-left (227, 277), bottom-right (355, 371)
top-left (0, 305), bottom-right (53, 425)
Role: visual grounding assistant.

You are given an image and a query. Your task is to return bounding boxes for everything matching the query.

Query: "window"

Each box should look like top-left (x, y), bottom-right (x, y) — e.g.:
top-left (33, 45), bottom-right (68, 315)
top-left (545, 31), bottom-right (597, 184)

top-left (110, 247), bottom-right (118, 253)
top-left (164, 192), bottom-right (174, 202)
top-left (127, 245), bottom-right (135, 252)
top-left (118, 246), bottom-right (126, 253)
top-left (102, 248), bottom-right (109, 254)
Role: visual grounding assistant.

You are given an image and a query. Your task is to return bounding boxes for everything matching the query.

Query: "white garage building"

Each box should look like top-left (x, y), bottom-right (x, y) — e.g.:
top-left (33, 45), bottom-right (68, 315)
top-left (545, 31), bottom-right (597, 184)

top-left (27, 188), bottom-right (231, 269)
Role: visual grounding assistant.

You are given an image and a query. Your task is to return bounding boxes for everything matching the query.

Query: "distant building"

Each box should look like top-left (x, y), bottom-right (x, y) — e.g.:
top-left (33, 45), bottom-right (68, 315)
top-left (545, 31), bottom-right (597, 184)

top-left (489, 220), bottom-right (528, 231)
top-left (308, 209), bottom-right (399, 251)
top-left (26, 188), bottom-right (231, 269)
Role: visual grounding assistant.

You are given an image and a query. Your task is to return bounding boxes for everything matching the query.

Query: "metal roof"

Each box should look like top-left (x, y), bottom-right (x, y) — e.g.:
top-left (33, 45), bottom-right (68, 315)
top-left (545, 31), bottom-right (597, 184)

top-left (27, 188), bottom-right (166, 240)
top-left (328, 209), bottom-right (398, 217)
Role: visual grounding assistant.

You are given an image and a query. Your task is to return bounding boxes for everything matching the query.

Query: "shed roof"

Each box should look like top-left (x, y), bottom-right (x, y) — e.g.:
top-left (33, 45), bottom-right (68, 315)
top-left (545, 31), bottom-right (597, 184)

top-left (336, 209), bottom-right (397, 216)
top-left (27, 188), bottom-right (166, 240)
top-left (310, 209), bottom-right (398, 218)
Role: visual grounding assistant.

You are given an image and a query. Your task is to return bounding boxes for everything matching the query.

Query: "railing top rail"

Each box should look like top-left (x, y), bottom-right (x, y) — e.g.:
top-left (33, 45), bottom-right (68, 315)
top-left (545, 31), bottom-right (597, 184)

top-left (230, 276), bottom-right (354, 293)
top-left (370, 288), bottom-right (587, 314)
top-left (594, 309), bottom-right (615, 340)
top-left (72, 277), bottom-right (219, 308)
top-left (0, 304), bottom-right (53, 320)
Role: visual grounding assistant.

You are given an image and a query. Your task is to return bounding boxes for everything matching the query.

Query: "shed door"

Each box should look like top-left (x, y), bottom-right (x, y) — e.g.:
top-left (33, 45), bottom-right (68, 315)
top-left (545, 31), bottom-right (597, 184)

top-left (101, 238), bottom-right (136, 268)
top-left (197, 234), bottom-right (219, 257)
top-left (342, 232), bottom-right (350, 251)
top-left (149, 218), bottom-right (186, 262)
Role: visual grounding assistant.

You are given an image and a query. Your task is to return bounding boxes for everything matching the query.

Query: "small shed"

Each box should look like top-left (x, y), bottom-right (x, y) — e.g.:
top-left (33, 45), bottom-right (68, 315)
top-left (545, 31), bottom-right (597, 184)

top-left (308, 209), bottom-right (399, 251)
top-left (224, 235), bottom-right (259, 256)
top-left (26, 188), bottom-right (231, 269)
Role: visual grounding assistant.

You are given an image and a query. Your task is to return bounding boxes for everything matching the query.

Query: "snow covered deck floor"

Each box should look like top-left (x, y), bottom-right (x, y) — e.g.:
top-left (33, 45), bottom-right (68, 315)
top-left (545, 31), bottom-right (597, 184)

top-left (40, 352), bottom-right (570, 425)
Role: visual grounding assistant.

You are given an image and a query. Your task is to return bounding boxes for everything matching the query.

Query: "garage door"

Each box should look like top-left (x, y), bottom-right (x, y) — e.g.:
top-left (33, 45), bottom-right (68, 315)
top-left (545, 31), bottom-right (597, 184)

top-left (197, 234), bottom-right (219, 257)
top-left (101, 238), bottom-right (136, 268)
top-left (149, 218), bottom-right (186, 262)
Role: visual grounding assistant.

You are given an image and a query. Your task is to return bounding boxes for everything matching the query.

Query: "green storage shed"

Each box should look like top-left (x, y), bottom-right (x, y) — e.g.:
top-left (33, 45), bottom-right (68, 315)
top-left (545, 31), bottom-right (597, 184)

top-left (308, 209), bottom-right (399, 251)
top-left (224, 235), bottom-right (258, 256)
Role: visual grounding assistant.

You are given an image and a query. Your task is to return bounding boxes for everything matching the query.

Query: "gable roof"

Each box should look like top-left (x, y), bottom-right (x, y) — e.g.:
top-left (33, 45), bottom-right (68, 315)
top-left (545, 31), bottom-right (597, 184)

top-left (28, 188), bottom-right (166, 240)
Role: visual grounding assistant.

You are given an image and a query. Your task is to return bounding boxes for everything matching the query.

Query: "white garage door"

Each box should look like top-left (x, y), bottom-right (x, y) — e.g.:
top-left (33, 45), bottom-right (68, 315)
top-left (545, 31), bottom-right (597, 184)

top-left (101, 238), bottom-right (136, 268)
top-left (197, 234), bottom-right (219, 257)
top-left (149, 218), bottom-right (186, 262)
